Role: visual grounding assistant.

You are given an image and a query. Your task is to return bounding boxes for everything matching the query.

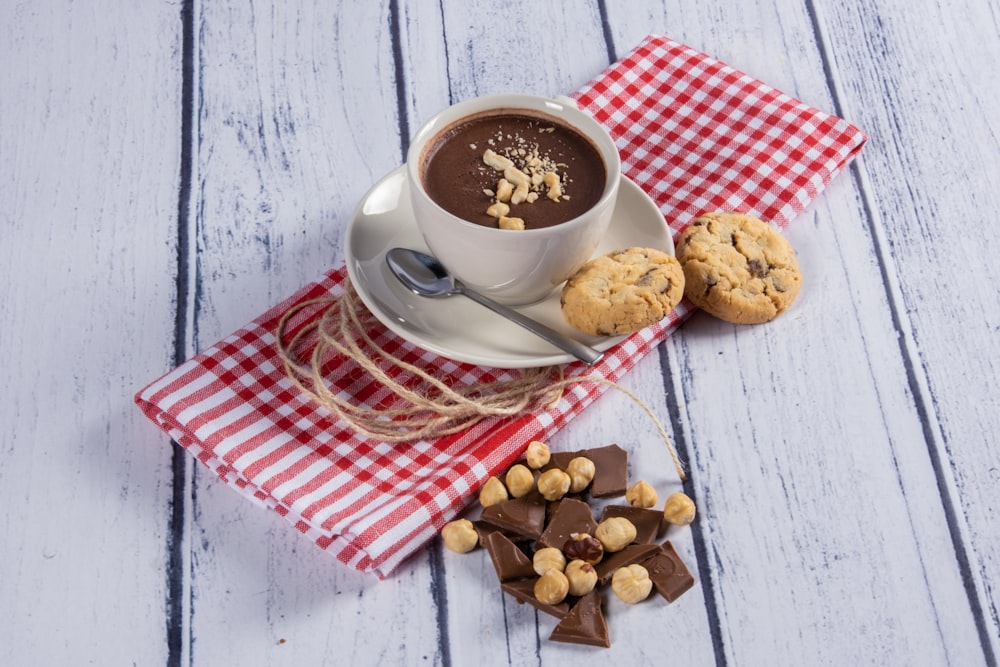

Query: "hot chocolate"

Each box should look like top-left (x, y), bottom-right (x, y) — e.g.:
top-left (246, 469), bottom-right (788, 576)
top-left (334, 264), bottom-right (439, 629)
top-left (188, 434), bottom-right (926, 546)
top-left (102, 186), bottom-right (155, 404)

top-left (420, 112), bottom-right (606, 230)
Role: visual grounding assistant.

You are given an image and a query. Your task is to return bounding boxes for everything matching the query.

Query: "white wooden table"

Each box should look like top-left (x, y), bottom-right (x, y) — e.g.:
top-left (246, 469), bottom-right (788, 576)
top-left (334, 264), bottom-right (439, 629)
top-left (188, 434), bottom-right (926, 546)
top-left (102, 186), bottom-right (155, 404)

top-left (3, 1), bottom-right (998, 665)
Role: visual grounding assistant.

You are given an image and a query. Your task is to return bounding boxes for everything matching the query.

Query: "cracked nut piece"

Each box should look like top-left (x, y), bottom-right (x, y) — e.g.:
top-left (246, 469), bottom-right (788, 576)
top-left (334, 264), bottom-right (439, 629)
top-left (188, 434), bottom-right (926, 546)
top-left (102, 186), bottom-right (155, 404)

top-left (563, 533), bottom-right (603, 565)
top-left (498, 215), bottom-right (525, 231)
top-left (536, 468), bottom-right (571, 501)
top-left (524, 440), bottom-right (551, 469)
top-left (441, 519), bottom-right (478, 554)
top-left (611, 564), bottom-right (652, 604)
top-left (505, 464), bottom-right (535, 498)
top-left (626, 480), bottom-right (658, 509)
top-left (534, 569), bottom-right (570, 605)
top-left (564, 559), bottom-right (598, 596)
top-left (532, 547), bottom-right (567, 576)
top-left (663, 492), bottom-right (697, 526)
top-left (479, 476), bottom-right (508, 507)
top-left (594, 516), bottom-right (637, 552)
top-left (565, 456), bottom-right (596, 493)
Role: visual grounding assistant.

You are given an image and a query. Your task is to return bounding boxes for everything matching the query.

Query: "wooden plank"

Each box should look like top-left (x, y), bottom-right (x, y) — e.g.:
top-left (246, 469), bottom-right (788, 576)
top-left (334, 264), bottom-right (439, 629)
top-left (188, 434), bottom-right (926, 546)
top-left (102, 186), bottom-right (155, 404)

top-left (817, 0), bottom-right (1000, 659)
top-left (0, 1), bottom-right (183, 664)
top-left (184, 1), bottom-right (443, 663)
top-left (605, 1), bottom-right (993, 665)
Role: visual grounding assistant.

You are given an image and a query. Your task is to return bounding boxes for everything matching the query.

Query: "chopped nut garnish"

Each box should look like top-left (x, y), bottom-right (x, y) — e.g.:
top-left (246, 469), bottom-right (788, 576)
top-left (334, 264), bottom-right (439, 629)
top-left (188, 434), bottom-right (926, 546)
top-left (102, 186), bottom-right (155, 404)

top-left (495, 179), bottom-right (514, 203)
top-left (486, 202), bottom-right (510, 218)
top-left (483, 149), bottom-right (513, 171)
top-left (498, 216), bottom-right (525, 231)
top-left (543, 171), bottom-right (562, 202)
top-left (510, 181), bottom-right (530, 205)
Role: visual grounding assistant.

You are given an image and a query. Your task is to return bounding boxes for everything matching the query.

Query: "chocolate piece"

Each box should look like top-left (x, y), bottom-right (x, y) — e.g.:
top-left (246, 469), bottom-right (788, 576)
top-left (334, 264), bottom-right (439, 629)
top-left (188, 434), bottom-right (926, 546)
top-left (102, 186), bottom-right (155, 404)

top-left (593, 543), bottom-right (661, 585)
top-left (544, 444), bottom-right (628, 497)
top-left (642, 542), bottom-right (695, 602)
top-left (482, 531), bottom-right (536, 582)
top-left (500, 578), bottom-right (570, 618)
top-left (601, 505), bottom-right (665, 544)
top-left (549, 590), bottom-right (610, 648)
top-left (473, 520), bottom-right (526, 547)
top-left (583, 444), bottom-right (628, 497)
top-left (536, 497), bottom-right (598, 550)
top-left (479, 490), bottom-right (546, 540)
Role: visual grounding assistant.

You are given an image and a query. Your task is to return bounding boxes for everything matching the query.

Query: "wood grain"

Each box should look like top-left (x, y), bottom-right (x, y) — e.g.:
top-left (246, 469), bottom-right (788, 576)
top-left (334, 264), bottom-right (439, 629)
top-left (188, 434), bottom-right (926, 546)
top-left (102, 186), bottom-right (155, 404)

top-left (0, 1), bottom-right (183, 664)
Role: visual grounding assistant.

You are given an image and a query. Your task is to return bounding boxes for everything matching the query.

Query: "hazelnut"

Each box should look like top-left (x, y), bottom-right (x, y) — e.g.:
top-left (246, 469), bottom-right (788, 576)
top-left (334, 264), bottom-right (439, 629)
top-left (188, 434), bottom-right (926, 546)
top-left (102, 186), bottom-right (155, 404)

top-left (536, 468), bottom-right (571, 501)
top-left (441, 519), bottom-right (478, 554)
top-left (611, 564), bottom-right (652, 604)
top-left (626, 480), bottom-right (658, 509)
top-left (663, 492), bottom-right (697, 526)
top-left (532, 547), bottom-right (566, 576)
top-left (478, 476), bottom-right (508, 507)
top-left (565, 456), bottom-right (596, 493)
top-left (534, 569), bottom-right (569, 605)
top-left (564, 559), bottom-right (598, 596)
top-left (505, 464), bottom-right (535, 498)
top-left (562, 533), bottom-right (603, 565)
top-left (524, 440), bottom-right (551, 469)
top-left (594, 516), bottom-right (637, 552)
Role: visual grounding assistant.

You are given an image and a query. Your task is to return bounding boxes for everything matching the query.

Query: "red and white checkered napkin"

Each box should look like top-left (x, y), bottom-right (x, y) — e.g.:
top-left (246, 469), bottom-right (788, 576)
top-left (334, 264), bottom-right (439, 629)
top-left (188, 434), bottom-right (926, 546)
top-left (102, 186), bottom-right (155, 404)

top-left (136, 35), bottom-right (865, 578)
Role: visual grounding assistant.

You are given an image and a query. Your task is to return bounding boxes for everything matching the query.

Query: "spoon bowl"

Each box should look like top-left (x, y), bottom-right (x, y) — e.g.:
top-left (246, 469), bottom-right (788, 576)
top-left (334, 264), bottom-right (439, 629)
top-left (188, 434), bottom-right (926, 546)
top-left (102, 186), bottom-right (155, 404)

top-left (385, 248), bottom-right (604, 365)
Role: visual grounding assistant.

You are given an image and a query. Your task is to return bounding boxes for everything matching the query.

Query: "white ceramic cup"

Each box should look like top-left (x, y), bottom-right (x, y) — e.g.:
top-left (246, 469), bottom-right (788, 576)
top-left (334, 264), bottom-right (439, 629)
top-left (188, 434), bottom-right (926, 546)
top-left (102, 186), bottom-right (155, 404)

top-left (405, 94), bottom-right (621, 306)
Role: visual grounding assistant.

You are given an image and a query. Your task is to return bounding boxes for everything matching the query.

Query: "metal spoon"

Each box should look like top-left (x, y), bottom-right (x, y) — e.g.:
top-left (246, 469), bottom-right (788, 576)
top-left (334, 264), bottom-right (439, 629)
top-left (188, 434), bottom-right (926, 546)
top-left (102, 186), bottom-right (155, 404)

top-left (385, 247), bottom-right (604, 365)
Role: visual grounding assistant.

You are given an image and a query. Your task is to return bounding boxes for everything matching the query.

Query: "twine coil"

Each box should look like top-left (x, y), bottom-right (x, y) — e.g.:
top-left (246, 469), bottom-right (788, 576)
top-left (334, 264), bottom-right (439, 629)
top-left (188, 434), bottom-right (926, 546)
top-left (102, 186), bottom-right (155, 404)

top-left (275, 280), bottom-right (686, 481)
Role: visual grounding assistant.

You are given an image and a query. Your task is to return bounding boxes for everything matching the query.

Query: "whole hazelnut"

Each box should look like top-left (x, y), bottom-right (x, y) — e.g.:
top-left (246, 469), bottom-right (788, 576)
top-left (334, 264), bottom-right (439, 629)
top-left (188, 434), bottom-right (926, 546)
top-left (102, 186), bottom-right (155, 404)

top-left (611, 564), bottom-right (652, 604)
top-left (532, 547), bottom-right (567, 576)
top-left (534, 569), bottom-right (570, 605)
top-left (505, 464), bottom-right (535, 498)
top-left (564, 559), bottom-right (598, 596)
top-left (663, 492), bottom-right (697, 526)
top-left (441, 519), bottom-right (478, 554)
top-left (594, 516), bottom-right (637, 552)
top-left (524, 440), bottom-right (551, 469)
top-left (565, 456), bottom-right (596, 493)
top-left (562, 533), bottom-right (603, 565)
top-left (478, 476), bottom-right (509, 507)
top-left (626, 480), bottom-right (658, 509)
top-left (536, 468), bottom-right (571, 501)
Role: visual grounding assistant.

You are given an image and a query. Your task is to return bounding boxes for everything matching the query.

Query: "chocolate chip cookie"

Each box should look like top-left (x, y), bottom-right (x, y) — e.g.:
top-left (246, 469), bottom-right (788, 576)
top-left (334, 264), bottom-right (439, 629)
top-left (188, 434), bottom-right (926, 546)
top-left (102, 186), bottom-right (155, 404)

top-left (560, 247), bottom-right (685, 336)
top-left (675, 212), bottom-right (801, 324)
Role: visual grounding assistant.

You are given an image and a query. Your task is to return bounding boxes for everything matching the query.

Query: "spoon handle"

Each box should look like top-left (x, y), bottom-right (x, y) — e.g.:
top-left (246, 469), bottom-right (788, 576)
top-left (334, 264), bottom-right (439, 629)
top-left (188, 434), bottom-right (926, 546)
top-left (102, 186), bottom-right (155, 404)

top-left (456, 284), bottom-right (604, 366)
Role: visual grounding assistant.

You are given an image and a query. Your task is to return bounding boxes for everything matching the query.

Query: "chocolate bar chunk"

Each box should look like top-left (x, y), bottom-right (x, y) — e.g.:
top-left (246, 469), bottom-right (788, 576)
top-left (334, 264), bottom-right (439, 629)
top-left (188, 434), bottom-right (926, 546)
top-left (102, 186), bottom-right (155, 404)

top-left (594, 543), bottom-right (661, 585)
top-left (601, 505), bottom-right (665, 544)
top-left (545, 444), bottom-right (628, 498)
top-left (482, 531), bottom-right (536, 582)
top-left (479, 490), bottom-right (546, 540)
top-left (549, 590), bottom-right (610, 648)
top-left (536, 497), bottom-right (598, 550)
top-left (584, 444), bottom-right (628, 497)
top-left (500, 578), bottom-right (570, 618)
top-left (642, 542), bottom-right (695, 602)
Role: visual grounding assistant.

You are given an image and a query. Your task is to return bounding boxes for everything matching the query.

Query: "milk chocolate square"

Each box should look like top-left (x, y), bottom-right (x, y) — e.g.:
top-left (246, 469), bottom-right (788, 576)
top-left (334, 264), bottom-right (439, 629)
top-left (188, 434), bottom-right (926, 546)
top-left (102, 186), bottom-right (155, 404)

top-left (549, 590), bottom-right (610, 648)
top-left (536, 497), bottom-right (598, 550)
top-left (600, 505), bottom-right (665, 544)
top-left (482, 531), bottom-right (536, 582)
top-left (642, 541), bottom-right (696, 602)
top-left (594, 543), bottom-right (661, 585)
top-left (479, 490), bottom-right (546, 540)
top-left (545, 444), bottom-right (628, 497)
top-left (500, 578), bottom-right (570, 619)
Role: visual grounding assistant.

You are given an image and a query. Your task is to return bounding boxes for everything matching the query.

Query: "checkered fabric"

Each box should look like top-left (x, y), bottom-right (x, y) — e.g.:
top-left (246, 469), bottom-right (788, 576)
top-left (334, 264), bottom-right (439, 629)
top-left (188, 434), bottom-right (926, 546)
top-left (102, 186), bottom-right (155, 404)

top-left (136, 35), bottom-right (865, 578)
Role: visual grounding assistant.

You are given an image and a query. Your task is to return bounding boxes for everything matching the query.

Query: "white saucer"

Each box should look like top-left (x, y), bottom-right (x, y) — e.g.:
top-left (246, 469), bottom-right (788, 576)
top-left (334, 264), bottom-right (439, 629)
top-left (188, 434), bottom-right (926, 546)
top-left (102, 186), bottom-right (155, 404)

top-left (344, 166), bottom-right (674, 368)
